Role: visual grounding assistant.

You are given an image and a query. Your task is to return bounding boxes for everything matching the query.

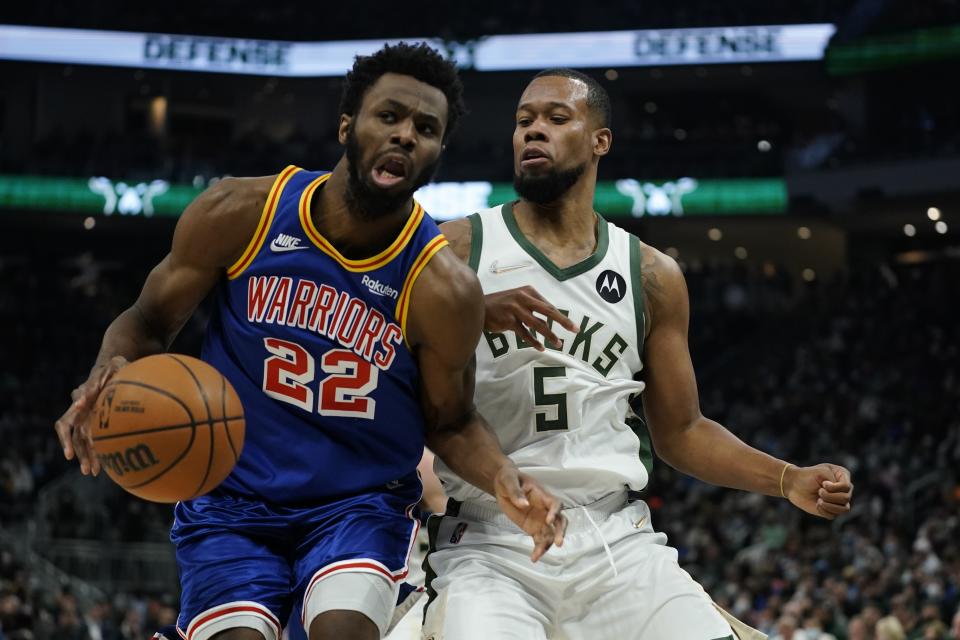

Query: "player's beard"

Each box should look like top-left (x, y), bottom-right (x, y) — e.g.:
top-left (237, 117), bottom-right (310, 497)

top-left (344, 129), bottom-right (439, 220)
top-left (514, 162), bottom-right (586, 205)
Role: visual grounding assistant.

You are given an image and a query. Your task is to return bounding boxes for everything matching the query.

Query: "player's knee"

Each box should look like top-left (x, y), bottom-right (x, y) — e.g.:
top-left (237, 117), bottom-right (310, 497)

top-left (209, 629), bottom-right (268, 640)
top-left (308, 610), bottom-right (379, 640)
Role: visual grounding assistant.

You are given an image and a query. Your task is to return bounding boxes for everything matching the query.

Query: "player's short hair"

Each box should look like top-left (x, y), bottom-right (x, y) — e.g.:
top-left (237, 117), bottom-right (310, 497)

top-left (532, 68), bottom-right (611, 129)
top-left (339, 42), bottom-right (466, 140)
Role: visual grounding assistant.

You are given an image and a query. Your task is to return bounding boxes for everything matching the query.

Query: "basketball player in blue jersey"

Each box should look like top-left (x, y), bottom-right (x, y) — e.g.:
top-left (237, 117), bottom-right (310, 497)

top-left (53, 43), bottom-right (565, 640)
top-left (422, 69), bottom-right (855, 639)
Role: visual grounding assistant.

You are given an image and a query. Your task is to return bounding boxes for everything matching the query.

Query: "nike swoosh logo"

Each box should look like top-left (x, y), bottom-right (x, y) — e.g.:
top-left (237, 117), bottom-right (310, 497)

top-left (270, 241), bottom-right (310, 252)
top-left (489, 260), bottom-right (532, 275)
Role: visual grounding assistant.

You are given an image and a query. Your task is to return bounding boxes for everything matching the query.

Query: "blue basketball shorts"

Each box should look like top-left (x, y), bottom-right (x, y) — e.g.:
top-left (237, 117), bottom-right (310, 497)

top-left (170, 474), bottom-right (422, 640)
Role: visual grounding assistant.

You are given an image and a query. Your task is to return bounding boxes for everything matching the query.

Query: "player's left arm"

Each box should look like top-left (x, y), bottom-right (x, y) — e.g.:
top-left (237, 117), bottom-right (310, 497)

top-left (408, 247), bottom-right (565, 559)
top-left (639, 246), bottom-right (853, 519)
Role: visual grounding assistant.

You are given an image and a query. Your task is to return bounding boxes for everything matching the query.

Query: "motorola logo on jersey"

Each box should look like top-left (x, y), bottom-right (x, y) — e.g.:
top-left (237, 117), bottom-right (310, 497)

top-left (595, 270), bottom-right (627, 303)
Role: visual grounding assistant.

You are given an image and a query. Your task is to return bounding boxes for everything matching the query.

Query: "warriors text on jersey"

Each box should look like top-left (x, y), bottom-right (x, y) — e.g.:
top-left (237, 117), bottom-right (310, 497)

top-left (436, 203), bottom-right (651, 506)
top-left (202, 166), bottom-right (448, 503)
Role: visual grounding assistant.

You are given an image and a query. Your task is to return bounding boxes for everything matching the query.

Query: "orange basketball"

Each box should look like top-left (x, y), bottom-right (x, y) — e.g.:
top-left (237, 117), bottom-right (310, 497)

top-left (91, 354), bottom-right (245, 503)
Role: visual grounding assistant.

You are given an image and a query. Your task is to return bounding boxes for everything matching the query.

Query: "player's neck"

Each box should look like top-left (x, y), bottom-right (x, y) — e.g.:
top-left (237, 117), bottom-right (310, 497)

top-left (514, 177), bottom-right (599, 244)
top-left (311, 160), bottom-right (413, 259)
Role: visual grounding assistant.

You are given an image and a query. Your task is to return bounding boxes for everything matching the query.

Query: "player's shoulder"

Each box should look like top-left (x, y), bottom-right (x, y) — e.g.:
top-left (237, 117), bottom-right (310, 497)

top-left (438, 205), bottom-right (501, 264)
top-left (172, 172), bottom-right (285, 268)
top-left (190, 173), bottom-right (278, 226)
top-left (631, 238), bottom-right (687, 331)
top-left (629, 236), bottom-right (683, 281)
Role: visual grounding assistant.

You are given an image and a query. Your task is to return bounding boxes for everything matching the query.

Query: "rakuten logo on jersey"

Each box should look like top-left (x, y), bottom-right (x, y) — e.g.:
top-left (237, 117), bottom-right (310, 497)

top-left (361, 275), bottom-right (399, 300)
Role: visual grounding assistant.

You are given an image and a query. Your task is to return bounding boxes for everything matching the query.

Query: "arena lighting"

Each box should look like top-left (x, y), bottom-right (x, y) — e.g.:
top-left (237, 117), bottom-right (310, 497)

top-left (935, 221), bottom-right (948, 234)
top-left (904, 224), bottom-right (917, 237)
top-left (757, 140), bottom-right (772, 152)
top-left (734, 246), bottom-right (748, 259)
top-left (802, 268), bottom-right (816, 282)
top-left (83, 216), bottom-right (95, 230)
top-left (0, 23), bottom-right (837, 76)
top-left (797, 226), bottom-right (812, 239)
top-left (927, 207), bottom-right (941, 221)
top-left (708, 228), bottom-right (723, 241)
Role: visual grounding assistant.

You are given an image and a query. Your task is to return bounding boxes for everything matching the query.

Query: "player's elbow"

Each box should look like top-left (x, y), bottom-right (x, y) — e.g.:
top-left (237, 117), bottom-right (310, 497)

top-left (425, 406), bottom-right (476, 449)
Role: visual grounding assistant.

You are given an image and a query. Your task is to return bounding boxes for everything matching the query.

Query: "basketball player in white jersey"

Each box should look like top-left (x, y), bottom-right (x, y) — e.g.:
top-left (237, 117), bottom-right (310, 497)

top-left (422, 69), bottom-right (854, 640)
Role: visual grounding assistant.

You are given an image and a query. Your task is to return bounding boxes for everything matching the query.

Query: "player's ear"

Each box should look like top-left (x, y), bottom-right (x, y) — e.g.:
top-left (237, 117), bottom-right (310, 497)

top-left (593, 127), bottom-right (612, 157)
top-left (338, 114), bottom-right (352, 145)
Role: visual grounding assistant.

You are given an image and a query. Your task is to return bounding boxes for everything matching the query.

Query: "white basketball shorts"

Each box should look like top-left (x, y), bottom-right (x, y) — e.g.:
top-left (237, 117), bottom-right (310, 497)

top-left (422, 492), bottom-right (735, 640)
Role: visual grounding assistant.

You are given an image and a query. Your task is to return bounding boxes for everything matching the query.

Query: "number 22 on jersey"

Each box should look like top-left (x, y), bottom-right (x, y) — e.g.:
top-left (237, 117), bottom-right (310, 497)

top-left (262, 337), bottom-right (378, 419)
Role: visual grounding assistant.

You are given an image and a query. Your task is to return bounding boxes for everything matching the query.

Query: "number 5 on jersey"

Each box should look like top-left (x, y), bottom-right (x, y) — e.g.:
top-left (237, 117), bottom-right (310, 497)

top-left (534, 366), bottom-right (568, 431)
top-left (262, 337), bottom-right (378, 419)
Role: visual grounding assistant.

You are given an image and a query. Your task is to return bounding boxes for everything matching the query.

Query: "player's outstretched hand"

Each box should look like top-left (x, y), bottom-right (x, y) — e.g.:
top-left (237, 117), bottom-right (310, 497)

top-left (484, 286), bottom-right (579, 352)
top-left (494, 465), bottom-right (566, 562)
top-left (54, 356), bottom-right (129, 476)
top-left (783, 463), bottom-right (853, 520)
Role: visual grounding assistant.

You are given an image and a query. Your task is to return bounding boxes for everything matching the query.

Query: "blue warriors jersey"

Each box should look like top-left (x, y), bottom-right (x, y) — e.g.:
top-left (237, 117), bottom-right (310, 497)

top-left (201, 165), bottom-right (448, 503)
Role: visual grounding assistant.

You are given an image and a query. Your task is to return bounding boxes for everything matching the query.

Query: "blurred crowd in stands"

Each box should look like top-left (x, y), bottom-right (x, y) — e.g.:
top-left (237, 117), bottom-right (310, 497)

top-left (7, 67), bottom-right (958, 186)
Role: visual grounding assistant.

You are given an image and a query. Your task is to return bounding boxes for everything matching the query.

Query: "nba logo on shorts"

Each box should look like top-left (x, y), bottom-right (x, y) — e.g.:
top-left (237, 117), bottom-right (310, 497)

top-left (449, 522), bottom-right (468, 544)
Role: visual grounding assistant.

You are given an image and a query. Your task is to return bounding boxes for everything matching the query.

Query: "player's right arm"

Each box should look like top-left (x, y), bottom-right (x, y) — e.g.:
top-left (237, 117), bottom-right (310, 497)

top-left (440, 218), bottom-right (576, 349)
top-left (54, 175), bottom-right (275, 476)
top-left (638, 243), bottom-right (853, 519)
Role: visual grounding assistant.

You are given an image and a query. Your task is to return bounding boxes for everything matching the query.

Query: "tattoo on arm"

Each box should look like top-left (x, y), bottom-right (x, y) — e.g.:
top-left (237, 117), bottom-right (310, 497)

top-left (640, 249), bottom-right (667, 332)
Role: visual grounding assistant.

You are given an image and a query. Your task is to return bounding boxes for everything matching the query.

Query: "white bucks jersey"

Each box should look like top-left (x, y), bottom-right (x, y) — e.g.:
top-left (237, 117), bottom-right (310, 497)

top-left (437, 203), bottom-right (652, 506)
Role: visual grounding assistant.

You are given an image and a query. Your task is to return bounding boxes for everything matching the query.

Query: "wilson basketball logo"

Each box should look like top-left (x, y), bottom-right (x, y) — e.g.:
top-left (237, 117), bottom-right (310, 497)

top-left (98, 444), bottom-right (160, 476)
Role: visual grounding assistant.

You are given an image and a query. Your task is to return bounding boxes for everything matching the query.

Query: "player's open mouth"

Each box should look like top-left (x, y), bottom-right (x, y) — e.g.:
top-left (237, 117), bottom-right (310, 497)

top-left (372, 157), bottom-right (408, 188)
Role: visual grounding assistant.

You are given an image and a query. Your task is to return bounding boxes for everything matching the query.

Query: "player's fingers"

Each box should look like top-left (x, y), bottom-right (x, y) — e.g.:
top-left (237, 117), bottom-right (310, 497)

top-left (819, 487), bottom-right (851, 506)
top-left (83, 425), bottom-right (101, 477)
top-left (530, 528), bottom-right (554, 563)
top-left (831, 465), bottom-right (852, 483)
top-left (554, 514), bottom-right (567, 547)
top-left (817, 499), bottom-right (850, 517)
top-left (822, 479), bottom-right (853, 494)
top-left (518, 313), bottom-right (561, 349)
top-left (71, 423), bottom-right (92, 475)
top-left (54, 416), bottom-right (75, 460)
top-left (514, 322), bottom-right (545, 352)
top-left (522, 293), bottom-right (578, 333)
top-left (521, 294), bottom-right (576, 330)
top-left (544, 497), bottom-right (561, 527)
top-left (529, 301), bottom-right (579, 333)
top-left (503, 471), bottom-right (530, 510)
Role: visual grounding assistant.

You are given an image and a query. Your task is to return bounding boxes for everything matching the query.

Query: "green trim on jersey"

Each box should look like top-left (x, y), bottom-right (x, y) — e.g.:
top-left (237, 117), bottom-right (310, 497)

top-left (422, 514), bottom-right (443, 616)
top-left (466, 213), bottom-right (483, 273)
top-left (628, 233), bottom-right (646, 357)
top-left (626, 412), bottom-right (653, 475)
top-left (628, 234), bottom-right (651, 474)
top-left (501, 201), bottom-right (610, 281)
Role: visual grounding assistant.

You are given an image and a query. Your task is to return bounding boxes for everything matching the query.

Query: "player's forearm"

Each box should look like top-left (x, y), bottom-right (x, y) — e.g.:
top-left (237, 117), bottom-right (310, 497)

top-left (92, 305), bottom-right (169, 370)
top-left (427, 411), bottom-right (514, 497)
top-left (655, 417), bottom-right (789, 497)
